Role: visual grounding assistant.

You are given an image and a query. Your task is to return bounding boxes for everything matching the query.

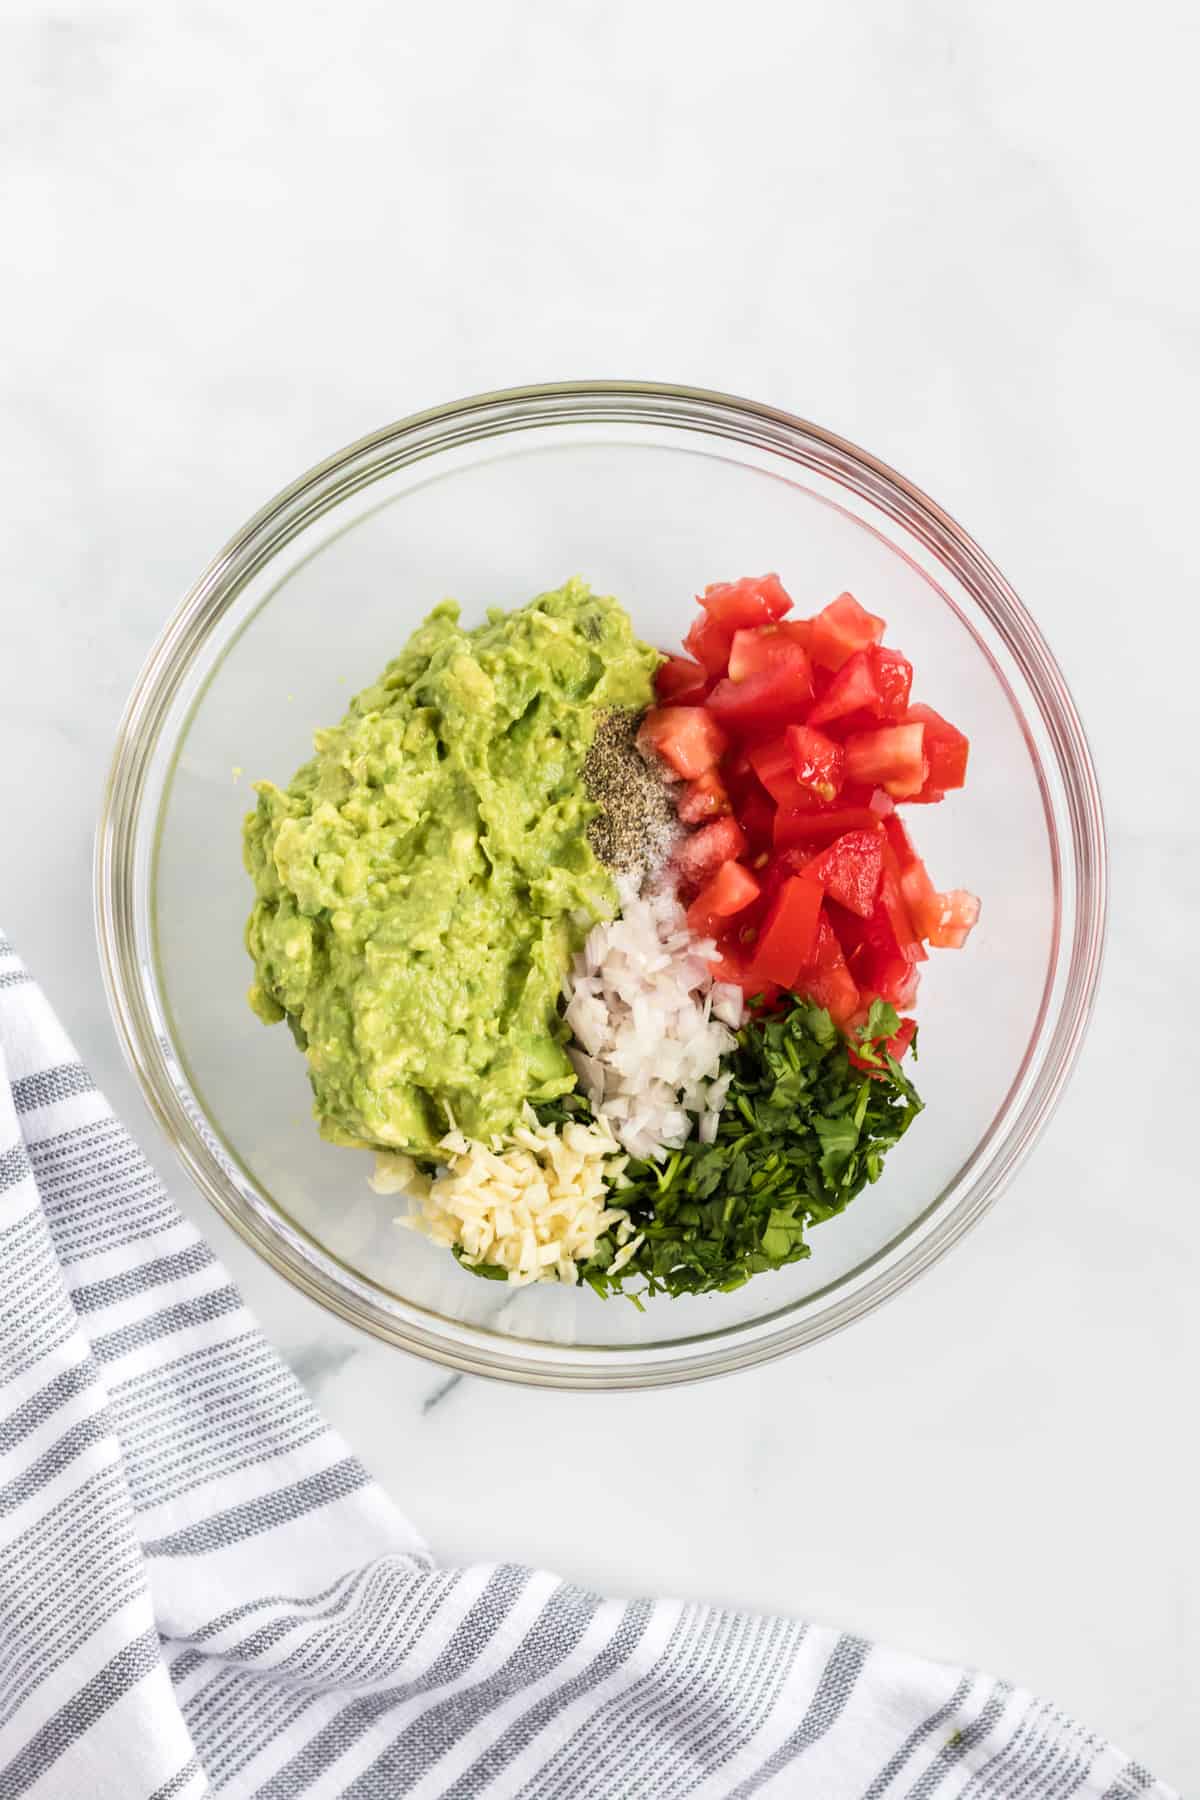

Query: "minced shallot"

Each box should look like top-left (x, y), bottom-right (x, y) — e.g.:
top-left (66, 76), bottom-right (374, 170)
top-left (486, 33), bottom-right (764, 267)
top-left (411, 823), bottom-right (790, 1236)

top-left (562, 874), bottom-right (743, 1160)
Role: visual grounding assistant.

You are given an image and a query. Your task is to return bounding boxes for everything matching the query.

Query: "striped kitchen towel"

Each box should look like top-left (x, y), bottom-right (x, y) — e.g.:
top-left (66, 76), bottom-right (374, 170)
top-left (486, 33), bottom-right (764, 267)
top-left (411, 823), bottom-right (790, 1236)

top-left (0, 931), bottom-right (1176, 1800)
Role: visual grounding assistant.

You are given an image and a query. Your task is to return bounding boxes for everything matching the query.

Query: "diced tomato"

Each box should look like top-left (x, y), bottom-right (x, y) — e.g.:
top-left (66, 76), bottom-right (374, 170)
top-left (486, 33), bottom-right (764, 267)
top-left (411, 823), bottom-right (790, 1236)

top-left (673, 817), bottom-right (748, 894)
top-left (740, 847), bottom-right (805, 920)
top-left (686, 578), bottom-right (792, 676)
top-left (707, 942), bottom-right (781, 1010)
top-left (883, 813), bottom-right (917, 867)
top-left (686, 859), bottom-right (761, 937)
top-left (924, 889), bottom-right (981, 949)
top-left (659, 569), bottom-right (977, 1002)
top-left (839, 779), bottom-right (883, 807)
top-left (683, 609), bottom-right (735, 677)
top-left (675, 768), bottom-right (731, 825)
top-left (700, 573), bottom-right (794, 629)
top-left (902, 703), bottom-right (969, 797)
top-left (830, 877), bottom-right (925, 992)
top-left (834, 905), bottom-right (922, 1009)
top-left (895, 857), bottom-right (943, 942)
top-left (899, 857), bottom-right (939, 938)
top-left (655, 655), bottom-right (709, 706)
top-left (806, 650), bottom-right (881, 730)
top-left (727, 628), bottom-right (775, 683)
top-left (844, 722), bottom-right (927, 799)
top-left (869, 646), bottom-right (913, 721)
top-left (794, 912), bottom-right (860, 1023)
top-left (785, 723), bottom-right (845, 803)
top-left (637, 706), bottom-right (728, 780)
top-left (882, 815), bottom-right (975, 946)
top-left (878, 864), bottom-right (926, 963)
top-left (707, 945), bottom-right (744, 988)
top-left (808, 592), bottom-right (886, 671)
top-left (777, 618), bottom-right (814, 651)
top-left (801, 830), bottom-right (884, 919)
top-left (736, 786), bottom-right (777, 856)
top-left (848, 1014), bottom-right (917, 1074)
top-left (727, 621), bottom-right (814, 681)
top-left (774, 806), bottom-right (882, 849)
top-left (721, 744), bottom-right (755, 794)
top-left (742, 875), bottom-right (823, 989)
top-left (706, 645), bottom-right (814, 736)
top-left (748, 734), bottom-right (810, 808)
top-left (878, 960), bottom-right (921, 1008)
top-left (854, 975), bottom-right (923, 1013)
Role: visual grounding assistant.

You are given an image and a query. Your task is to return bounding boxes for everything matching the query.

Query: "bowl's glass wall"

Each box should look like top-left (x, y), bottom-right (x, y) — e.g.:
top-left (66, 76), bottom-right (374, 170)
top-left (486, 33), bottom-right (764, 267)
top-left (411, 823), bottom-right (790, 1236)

top-left (99, 388), bottom-right (1102, 1384)
top-left (152, 424), bottom-right (1047, 1349)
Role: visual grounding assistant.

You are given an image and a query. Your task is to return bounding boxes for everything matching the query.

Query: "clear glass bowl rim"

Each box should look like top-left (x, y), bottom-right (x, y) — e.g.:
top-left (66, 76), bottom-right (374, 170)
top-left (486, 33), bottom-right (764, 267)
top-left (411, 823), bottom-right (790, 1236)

top-left (94, 380), bottom-right (1107, 1389)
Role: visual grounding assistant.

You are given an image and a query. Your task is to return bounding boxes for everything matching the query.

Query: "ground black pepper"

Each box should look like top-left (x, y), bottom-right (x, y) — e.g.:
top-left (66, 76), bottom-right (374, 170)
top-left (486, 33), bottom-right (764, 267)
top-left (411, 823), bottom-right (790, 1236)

top-left (584, 708), bottom-right (680, 876)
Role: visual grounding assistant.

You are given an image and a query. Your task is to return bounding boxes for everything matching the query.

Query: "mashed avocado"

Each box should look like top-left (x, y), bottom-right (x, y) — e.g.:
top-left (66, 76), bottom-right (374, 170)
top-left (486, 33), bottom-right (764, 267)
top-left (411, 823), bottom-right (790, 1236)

top-left (243, 580), bottom-right (657, 1156)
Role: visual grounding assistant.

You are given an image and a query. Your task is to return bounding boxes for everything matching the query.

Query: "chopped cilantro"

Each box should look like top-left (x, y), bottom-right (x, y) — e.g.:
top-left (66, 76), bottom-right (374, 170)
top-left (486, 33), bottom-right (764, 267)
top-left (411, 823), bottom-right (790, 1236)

top-left (575, 997), bottom-right (923, 1299)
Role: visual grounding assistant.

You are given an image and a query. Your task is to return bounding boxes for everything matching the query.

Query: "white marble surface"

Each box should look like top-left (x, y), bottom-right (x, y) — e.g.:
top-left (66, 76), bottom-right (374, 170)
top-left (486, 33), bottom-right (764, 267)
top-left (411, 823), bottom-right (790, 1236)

top-left (3, 0), bottom-right (1197, 1786)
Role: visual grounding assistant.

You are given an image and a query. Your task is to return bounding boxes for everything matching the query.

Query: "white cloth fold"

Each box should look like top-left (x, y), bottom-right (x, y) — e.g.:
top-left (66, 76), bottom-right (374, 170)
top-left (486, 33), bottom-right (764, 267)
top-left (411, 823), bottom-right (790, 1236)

top-left (0, 932), bottom-right (1175, 1799)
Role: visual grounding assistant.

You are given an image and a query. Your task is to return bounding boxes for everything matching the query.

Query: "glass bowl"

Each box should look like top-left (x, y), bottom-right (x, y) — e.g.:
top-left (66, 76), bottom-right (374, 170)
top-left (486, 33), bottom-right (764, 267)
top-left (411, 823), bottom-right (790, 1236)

top-left (95, 382), bottom-right (1106, 1389)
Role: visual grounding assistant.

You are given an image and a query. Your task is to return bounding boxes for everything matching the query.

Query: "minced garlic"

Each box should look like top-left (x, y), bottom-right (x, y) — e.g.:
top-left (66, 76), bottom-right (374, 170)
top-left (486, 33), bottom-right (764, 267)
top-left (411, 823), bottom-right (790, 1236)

top-left (370, 1110), bottom-right (642, 1286)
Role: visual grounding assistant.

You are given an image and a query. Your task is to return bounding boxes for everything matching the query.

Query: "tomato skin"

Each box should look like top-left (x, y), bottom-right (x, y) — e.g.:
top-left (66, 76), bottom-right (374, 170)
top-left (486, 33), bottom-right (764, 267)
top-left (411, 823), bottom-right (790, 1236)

top-left (785, 723), bottom-right (845, 803)
top-left (774, 806), bottom-right (883, 849)
top-left (673, 816), bottom-right (748, 894)
top-left (655, 655), bottom-right (709, 706)
top-left (904, 703), bottom-right (969, 793)
top-left (844, 722), bottom-right (928, 799)
top-left (706, 647), bottom-right (814, 734)
top-left (809, 592), bottom-right (886, 671)
top-left (637, 706), bottom-right (728, 779)
top-left (675, 768), bottom-right (731, 825)
top-left (801, 829), bottom-right (885, 919)
top-left (806, 650), bottom-right (881, 730)
top-left (742, 875), bottom-right (824, 988)
top-left (686, 859), bottom-right (761, 937)
top-left (701, 573), bottom-right (794, 627)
